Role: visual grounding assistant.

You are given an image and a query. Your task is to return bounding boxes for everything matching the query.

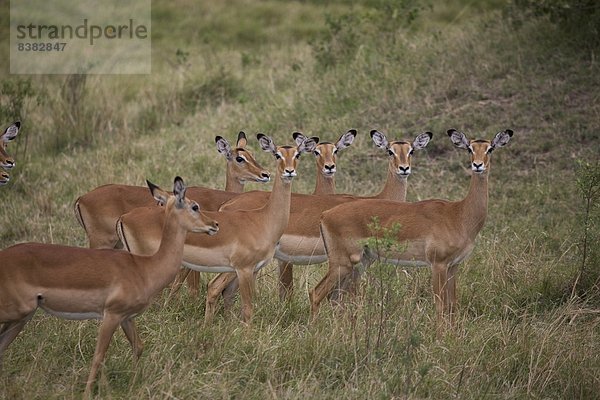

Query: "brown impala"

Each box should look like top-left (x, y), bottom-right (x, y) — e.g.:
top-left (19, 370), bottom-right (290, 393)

top-left (0, 177), bottom-right (219, 397)
top-left (310, 129), bottom-right (513, 331)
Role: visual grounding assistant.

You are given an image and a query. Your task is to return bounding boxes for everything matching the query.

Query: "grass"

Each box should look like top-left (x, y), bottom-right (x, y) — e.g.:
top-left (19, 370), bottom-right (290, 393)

top-left (1, 0), bottom-right (599, 398)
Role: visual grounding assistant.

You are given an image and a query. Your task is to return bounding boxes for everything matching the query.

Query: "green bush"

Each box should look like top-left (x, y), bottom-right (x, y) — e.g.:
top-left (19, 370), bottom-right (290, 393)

top-left (513, 0), bottom-right (600, 49)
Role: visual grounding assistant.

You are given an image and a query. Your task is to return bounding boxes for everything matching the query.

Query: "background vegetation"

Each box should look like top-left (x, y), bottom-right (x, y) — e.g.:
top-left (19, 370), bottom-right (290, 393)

top-left (1, 0), bottom-right (598, 398)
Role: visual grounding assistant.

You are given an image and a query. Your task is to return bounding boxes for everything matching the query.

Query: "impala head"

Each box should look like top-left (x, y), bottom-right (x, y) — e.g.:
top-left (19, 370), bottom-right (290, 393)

top-left (215, 131), bottom-right (271, 184)
top-left (293, 129), bottom-right (356, 178)
top-left (1, 121), bottom-right (20, 170)
top-left (448, 128), bottom-right (513, 174)
top-left (371, 130), bottom-right (432, 178)
top-left (0, 170), bottom-right (9, 186)
top-left (257, 133), bottom-right (318, 182)
top-left (146, 177), bottom-right (219, 235)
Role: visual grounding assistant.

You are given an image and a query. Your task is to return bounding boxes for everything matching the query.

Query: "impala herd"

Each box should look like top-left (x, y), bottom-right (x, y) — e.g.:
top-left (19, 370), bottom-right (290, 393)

top-left (0, 121), bottom-right (513, 396)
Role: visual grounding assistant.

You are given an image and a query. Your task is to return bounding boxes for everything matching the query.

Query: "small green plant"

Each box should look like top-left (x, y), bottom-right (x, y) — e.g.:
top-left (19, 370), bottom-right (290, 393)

top-left (352, 217), bottom-right (431, 397)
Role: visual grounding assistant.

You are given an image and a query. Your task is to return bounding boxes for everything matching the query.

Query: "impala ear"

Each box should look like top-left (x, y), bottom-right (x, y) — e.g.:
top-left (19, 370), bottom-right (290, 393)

top-left (298, 136), bottom-right (319, 153)
top-left (447, 129), bottom-right (470, 150)
top-left (370, 130), bottom-right (389, 149)
top-left (292, 132), bottom-right (308, 147)
top-left (335, 129), bottom-right (357, 151)
top-left (173, 176), bottom-right (187, 208)
top-left (147, 179), bottom-right (169, 206)
top-left (257, 133), bottom-right (277, 154)
top-left (215, 136), bottom-right (232, 160)
top-left (236, 131), bottom-right (247, 148)
top-left (1, 121), bottom-right (20, 142)
top-left (413, 132), bottom-right (433, 150)
top-left (489, 129), bottom-right (513, 152)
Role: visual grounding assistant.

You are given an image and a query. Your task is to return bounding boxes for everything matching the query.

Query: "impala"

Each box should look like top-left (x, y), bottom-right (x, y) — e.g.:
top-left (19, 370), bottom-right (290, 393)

top-left (300, 129), bottom-right (357, 196)
top-left (309, 129), bottom-right (513, 328)
top-left (0, 121), bottom-right (20, 170)
top-left (117, 134), bottom-right (317, 323)
top-left (214, 130), bottom-right (433, 305)
top-left (73, 131), bottom-right (270, 249)
top-left (0, 177), bottom-right (219, 397)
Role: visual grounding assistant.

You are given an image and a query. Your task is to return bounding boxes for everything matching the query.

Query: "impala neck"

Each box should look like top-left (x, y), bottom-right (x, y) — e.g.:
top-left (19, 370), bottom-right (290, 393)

top-left (146, 205), bottom-right (188, 293)
top-left (459, 171), bottom-right (489, 239)
top-left (375, 170), bottom-right (407, 201)
top-left (264, 173), bottom-right (293, 242)
top-left (313, 171), bottom-right (335, 195)
top-left (224, 167), bottom-right (245, 193)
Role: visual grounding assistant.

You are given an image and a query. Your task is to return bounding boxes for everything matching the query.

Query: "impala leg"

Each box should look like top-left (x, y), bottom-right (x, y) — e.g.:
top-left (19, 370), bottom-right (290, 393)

top-left (84, 313), bottom-right (121, 398)
top-left (0, 313), bottom-right (35, 365)
top-left (309, 259), bottom-right (353, 319)
top-left (278, 260), bottom-right (294, 301)
top-left (205, 273), bottom-right (235, 324)
top-left (328, 267), bottom-right (361, 303)
top-left (222, 274), bottom-right (239, 311)
top-left (236, 267), bottom-right (255, 324)
top-left (165, 268), bottom-right (190, 304)
top-left (186, 271), bottom-right (201, 298)
top-left (446, 264), bottom-right (459, 325)
top-left (120, 318), bottom-right (143, 361)
top-left (431, 262), bottom-right (449, 333)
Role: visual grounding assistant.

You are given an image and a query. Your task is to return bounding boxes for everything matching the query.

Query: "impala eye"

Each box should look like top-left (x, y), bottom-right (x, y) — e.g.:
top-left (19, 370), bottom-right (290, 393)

top-left (275, 153), bottom-right (282, 160)
top-left (388, 149), bottom-right (394, 156)
top-left (333, 148), bottom-right (338, 155)
top-left (191, 203), bottom-right (200, 212)
top-left (295, 152), bottom-right (301, 159)
top-left (408, 148), bottom-right (414, 156)
top-left (235, 156), bottom-right (245, 163)
top-left (314, 150), bottom-right (320, 157)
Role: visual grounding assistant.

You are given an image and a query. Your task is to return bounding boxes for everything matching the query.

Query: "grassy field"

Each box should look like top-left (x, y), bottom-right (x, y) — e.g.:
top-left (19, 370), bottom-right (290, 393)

top-left (1, 0), bottom-right (599, 398)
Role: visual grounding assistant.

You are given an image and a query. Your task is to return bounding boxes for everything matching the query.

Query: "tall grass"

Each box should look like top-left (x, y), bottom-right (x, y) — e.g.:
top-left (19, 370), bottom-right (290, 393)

top-left (1, 0), bottom-right (599, 398)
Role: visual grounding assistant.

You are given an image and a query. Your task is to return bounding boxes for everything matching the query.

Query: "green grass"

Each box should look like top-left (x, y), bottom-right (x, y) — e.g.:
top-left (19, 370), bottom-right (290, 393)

top-left (1, 0), bottom-right (599, 398)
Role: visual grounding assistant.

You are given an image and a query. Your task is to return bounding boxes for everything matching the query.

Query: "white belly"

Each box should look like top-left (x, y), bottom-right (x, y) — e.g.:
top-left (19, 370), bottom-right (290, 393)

top-left (182, 259), bottom-right (272, 273)
top-left (274, 235), bottom-right (326, 265)
top-left (40, 306), bottom-right (102, 320)
top-left (274, 249), bottom-right (328, 265)
top-left (381, 258), bottom-right (430, 267)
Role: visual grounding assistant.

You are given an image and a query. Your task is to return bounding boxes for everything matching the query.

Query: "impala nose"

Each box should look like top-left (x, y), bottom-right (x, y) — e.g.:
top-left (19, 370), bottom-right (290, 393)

top-left (260, 172), bottom-right (270, 181)
top-left (208, 221), bottom-right (219, 235)
top-left (472, 162), bottom-right (484, 172)
top-left (398, 166), bottom-right (410, 176)
top-left (3, 160), bottom-right (14, 168)
top-left (324, 164), bottom-right (336, 175)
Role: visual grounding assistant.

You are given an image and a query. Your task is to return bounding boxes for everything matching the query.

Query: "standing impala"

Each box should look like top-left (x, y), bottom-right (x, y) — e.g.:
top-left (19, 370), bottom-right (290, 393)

top-left (0, 121), bottom-right (21, 186)
top-left (74, 131), bottom-right (269, 249)
top-left (310, 129), bottom-right (513, 328)
top-left (215, 130), bottom-right (433, 305)
top-left (117, 134), bottom-right (317, 323)
top-left (0, 177), bottom-right (219, 397)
